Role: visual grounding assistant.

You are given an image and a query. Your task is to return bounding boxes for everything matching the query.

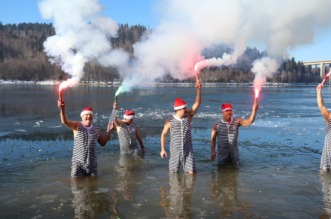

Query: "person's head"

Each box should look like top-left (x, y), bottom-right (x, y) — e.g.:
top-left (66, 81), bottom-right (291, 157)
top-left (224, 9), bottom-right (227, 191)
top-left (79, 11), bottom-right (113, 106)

top-left (123, 109), bottom-right (135, 124)
top-left (80, 107), bottom-right (94, 126)
top-left (174, 98), bottom-right (187, 118)
top-left (221, 103), bottom-right (233, 121)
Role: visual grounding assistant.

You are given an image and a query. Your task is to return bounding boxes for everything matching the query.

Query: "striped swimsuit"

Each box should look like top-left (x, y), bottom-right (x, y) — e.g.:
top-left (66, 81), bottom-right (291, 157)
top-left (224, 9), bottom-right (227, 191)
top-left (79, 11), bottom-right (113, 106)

top-left (169, 115), bottom-right (196, 173)
top-left (321, 119), bottom-right (331, 171)
top-left (118, 122), bottom-right (139, 155)
top-left (215, 118), bottom-right (240, 167)
top-left (71, 123), bottom-right (100, 177)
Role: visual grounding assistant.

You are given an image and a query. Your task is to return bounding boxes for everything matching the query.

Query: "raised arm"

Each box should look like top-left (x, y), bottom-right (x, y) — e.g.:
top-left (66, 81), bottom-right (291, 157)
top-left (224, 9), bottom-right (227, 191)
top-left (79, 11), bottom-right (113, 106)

top-left (238, 98), bottom-right (258, 127)
top-left (112, 102), bottom-right (122, 130)
top-left (58, 100), bottom-right (79, 131)
top-left (210, 123), bottom-right (217, 161)
top-left (188, 80), bottom-right (202, 117)
top-left (317, 83), bottom-right (331, 124)
top-left (160, 120), bottom-right (170, 158)
top-left (98, 122), bottom-right (114, 146)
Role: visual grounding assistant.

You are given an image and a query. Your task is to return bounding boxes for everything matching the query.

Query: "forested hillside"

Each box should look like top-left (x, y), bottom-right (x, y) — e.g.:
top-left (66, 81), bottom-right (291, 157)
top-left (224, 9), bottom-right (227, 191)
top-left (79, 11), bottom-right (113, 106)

top-left (0, 22), bottom-right (321, 83)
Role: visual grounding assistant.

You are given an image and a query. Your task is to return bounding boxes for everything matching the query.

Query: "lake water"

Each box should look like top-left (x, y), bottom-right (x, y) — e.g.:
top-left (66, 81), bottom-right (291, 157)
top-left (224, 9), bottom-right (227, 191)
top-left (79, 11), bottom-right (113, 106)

top-left (0, 83), bottom-right (331, 218)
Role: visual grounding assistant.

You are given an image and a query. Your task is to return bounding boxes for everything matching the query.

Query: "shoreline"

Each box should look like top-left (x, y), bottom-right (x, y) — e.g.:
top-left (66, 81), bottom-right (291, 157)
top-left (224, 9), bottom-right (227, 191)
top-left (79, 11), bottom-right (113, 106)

top-left (0, 79), bottom-right (317, 88)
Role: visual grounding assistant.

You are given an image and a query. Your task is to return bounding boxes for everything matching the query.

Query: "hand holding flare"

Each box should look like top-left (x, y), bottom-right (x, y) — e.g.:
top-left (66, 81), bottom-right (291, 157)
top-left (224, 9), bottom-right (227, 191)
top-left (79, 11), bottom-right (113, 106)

top-left (253, 96), bottom-right (259, 111)
top-left (107, 89), bottom-right (120, 132)
top-left (58, 83), bottom-right (66, 102)
top-left (59, 84), bottom-right (63, 102)
top-left (58, 89), bottom-right (63, 101)
top-left (321, 69), bottom-right (331, 84)
top-left (114, 85), bottom-right (123, 104)
top-left (57, 88), bottom-right (65, 110)
top-left (194, 67), bottom-right (202, 89)
top-left (195, 75), bottom-right (202, 89)
top-left (195, 70), bottom-right (199, 83)
top-left (107, 102), bottom-right (118, 132)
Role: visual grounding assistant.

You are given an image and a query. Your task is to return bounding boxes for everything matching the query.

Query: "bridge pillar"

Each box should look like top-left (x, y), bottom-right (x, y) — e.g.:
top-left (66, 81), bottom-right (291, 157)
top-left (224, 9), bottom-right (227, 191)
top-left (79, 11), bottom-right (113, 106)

top-left (320, 63), bottom-right (325, 78)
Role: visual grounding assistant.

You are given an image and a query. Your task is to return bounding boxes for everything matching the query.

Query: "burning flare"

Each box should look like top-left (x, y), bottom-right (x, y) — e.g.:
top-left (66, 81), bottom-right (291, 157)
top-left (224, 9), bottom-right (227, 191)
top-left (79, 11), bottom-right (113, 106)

top-left (251, 57), bottom-right (278, 103)
top-left (114, 85), bottom-right (131, 102)
top-left (58, 77), bottom-right (80, 101)
top-left (58, 83), bottom-right (66, 101)
top-left (115, 86), bottom-right (123, 97)
top-left (321, 69), bottom-right (331, 84)
top-left (254, 88), bottom-right (260, 99)
top-left (58, 89), bottom-right (63, 101)
top-left (194, 63), bottom-right (200, 82)
top-left (114, 86), bottom-right (123, 103)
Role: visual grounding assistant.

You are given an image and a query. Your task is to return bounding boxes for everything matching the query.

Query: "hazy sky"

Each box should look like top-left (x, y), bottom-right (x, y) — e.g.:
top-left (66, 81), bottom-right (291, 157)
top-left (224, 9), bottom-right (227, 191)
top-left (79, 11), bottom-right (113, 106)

top-left (0, 0), bottom-right (330, 62)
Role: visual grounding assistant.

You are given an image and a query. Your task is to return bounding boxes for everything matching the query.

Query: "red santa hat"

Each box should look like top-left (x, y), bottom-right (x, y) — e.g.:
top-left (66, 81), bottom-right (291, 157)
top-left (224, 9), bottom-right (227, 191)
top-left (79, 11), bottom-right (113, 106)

top-left (124, 110), bottom-right (135, 120)
top-left (174, 98), bottom-right (187, 110)
top-left (80, 107), bottom-right (93, 117)
top-left (222, 103), bottom-right (233, 112)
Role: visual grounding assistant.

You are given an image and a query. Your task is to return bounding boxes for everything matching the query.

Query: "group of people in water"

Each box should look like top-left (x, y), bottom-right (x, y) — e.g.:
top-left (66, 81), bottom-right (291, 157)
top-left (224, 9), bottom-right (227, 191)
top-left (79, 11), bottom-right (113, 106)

top-left (57, 80), bottom-right (331, 178)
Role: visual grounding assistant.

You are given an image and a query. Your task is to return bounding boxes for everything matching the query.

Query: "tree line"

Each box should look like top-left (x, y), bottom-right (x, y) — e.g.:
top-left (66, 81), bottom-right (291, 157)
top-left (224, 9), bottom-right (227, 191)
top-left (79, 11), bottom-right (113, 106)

top-left (0, 22), bottom-right (322, 83)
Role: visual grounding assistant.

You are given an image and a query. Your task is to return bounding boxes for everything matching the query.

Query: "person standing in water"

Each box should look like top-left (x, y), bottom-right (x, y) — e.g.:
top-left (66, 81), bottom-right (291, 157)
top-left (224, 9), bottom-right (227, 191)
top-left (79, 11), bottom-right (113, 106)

top-left (58, 100), bottom-right (114, 178)
top-left (160, 80), bottom-right (202, 174)
top-left (210, 99), bottom-right (258, 168)
top-left (317, 83), bottom-right (331, 172)
top-left (112, 102), bottom-right (145, 155)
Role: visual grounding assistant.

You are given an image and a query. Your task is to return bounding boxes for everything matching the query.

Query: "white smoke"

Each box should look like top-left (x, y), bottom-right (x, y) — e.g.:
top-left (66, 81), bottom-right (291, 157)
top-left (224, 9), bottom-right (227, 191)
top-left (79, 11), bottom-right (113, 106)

top-left (39, 0), bottom-right (331, 91)
top-left (126, 0), bottom-right (331, 90)
top-left (38, 0), bottom-right (129, 89)
top-left (251, 57), bottom-right (279, 92)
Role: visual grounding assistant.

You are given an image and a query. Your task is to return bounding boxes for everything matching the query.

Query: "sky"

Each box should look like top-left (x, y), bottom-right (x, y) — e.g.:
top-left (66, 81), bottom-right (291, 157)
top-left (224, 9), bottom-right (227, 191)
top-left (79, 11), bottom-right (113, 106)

top-left (0, 0), bottom-right (160, 29)
top-left (0, 0), bottom-right (330, 63)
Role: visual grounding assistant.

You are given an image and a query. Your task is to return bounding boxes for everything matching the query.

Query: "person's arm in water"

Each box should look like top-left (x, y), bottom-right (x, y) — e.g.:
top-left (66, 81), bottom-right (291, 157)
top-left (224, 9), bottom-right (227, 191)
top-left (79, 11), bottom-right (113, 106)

top-left (317, 83), bottom-right (331, 124)
top-left (187, 80), bottom-right (202, 117)
top-left (160, 120), bottom-right (170, 158)
top-left (238, 98), bottom-right (258, 127)
top-left (58, 100), bottom-right (79, 131)
top-left (210, 123), bottom-right (217, 161)
top-left (136, 126), bottom-right (145, 152)
top-left (98, 122), bottom-right (115, 146)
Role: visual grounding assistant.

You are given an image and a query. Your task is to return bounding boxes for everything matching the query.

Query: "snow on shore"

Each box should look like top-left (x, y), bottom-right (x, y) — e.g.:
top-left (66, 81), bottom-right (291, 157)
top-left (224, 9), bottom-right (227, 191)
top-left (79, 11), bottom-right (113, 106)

top-left (0, 79), bottom-right (293, 87)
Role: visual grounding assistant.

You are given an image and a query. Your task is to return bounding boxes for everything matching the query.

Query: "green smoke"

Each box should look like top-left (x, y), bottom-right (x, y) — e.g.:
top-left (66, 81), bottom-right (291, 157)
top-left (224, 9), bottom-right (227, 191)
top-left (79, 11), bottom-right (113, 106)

top-left (115, 85), bottom-right (123, 97)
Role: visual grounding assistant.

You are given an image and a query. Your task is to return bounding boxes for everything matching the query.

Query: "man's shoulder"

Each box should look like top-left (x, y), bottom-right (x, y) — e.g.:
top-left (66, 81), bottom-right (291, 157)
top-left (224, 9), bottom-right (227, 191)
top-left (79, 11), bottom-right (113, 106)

top-left (233, 117), bottom-right (241, 123)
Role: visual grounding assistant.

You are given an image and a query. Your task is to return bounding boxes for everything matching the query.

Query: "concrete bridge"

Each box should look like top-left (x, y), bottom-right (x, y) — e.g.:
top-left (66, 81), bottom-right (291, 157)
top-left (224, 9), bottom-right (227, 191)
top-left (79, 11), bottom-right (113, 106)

top-left (303, 60), bottom-right (331, 78)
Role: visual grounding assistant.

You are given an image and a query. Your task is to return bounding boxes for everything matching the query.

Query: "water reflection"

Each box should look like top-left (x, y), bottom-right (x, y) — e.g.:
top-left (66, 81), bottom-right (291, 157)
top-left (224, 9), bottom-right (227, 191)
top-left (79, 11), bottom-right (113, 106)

top-left (0, 131), bottom-right (72, 141)
top-left (111, 154), bottom-right (144, 217)
top-left (320, 173), bottom-right (331, 218)
top-left (160, 173), bottom-right (196, 218)
top-left (71, 177), bottom-right (113, 219)
top-left (115, 154), bottom-right (143, 200)
top-left (210, 167), bottom-right (253, 218)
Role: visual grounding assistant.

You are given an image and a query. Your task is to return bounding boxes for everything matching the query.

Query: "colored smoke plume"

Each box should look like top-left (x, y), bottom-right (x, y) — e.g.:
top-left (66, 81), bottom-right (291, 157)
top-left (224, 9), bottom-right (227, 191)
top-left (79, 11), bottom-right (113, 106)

top-left (39, 0), bottom-right (331, 92)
